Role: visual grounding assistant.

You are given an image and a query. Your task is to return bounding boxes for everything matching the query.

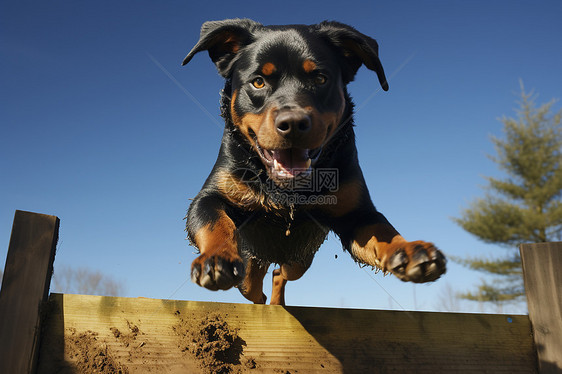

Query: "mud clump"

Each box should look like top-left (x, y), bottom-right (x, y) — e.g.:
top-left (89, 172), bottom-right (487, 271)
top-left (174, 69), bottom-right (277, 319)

top-left (110, 321), bottom-right (142, 348)
top-left (65, 328), bottom-right (129, 374)
top-left (174, 311), bottom-right (249, 374)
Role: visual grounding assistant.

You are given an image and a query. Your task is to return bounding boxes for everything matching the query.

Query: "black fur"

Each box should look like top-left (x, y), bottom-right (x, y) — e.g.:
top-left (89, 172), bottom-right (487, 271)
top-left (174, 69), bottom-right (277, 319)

top-left (183, 19), bottom-right (445, 298)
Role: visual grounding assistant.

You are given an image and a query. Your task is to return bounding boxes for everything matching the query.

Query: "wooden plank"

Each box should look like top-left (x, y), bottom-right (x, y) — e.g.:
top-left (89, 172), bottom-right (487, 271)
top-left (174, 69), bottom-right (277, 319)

top-left (38, 293), bottom-right (537, 373)
top-left (0, 210), bottom-right (59, 374)
top-left (521, 242), bottom-right (562, 374)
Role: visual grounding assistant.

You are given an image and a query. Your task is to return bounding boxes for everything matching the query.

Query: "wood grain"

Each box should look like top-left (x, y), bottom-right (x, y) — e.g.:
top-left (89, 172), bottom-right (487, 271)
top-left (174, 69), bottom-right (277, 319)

top-left (0, 210), bottom-right (59, 374)
top-left (521, 242), bottom-right (562, 374)
top-left (38, 293), bottom-right (537, 373)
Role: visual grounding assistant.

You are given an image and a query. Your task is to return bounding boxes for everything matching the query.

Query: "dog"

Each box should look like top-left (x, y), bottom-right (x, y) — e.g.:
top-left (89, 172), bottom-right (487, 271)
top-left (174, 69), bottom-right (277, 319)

top-left (182, 19), bottom-right (446, 305)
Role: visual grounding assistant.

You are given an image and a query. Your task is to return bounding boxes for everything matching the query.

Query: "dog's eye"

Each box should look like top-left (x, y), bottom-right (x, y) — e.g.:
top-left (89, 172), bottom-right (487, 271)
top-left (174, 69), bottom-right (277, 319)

top-left (314, 74), bottom-right (328, 86)
top-left (252, 77), bottom-right (266, 89)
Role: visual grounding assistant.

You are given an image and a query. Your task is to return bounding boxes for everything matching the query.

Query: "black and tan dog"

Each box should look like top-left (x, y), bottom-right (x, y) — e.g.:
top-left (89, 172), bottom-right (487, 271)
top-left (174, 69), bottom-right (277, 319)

top-left (183, 19), bottom-right (445, 305)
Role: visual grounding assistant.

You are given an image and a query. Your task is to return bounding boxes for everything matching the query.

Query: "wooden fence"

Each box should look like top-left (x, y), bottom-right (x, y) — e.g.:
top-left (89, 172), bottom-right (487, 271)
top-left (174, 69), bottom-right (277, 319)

top-left (0, 210), bottom-right (561, 373)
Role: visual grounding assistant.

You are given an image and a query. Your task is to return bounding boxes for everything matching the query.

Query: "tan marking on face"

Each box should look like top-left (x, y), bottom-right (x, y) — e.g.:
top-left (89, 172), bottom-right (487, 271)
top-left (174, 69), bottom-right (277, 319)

top-left (261, 62), bottom-right (277, 76)
top-left (231, 93), bottom-right (284, 151)
top-left (194, 211), bottom-right (238, 257)
top-left (230, 89), bottom-right (241, 125)
top-left (300, 88), bottom-right (346, 148)
top-left (302, 59), bottom-right (317, 73)
top-left (230, 89), bottom-right (271, 146)
top-left (232, 79), bottom-right (345, 155)
top-left (231, 90), bottom-right (265, 145)
top-left (242, 112), bottom-right (270, 143)
top-left (318, 88), bottom-right (347, 143)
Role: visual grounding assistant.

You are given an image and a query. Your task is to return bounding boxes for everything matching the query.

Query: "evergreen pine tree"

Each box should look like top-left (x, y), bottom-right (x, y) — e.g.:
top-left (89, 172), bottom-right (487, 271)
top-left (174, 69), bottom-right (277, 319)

top-left (454, 82), bottom-right (562, 304)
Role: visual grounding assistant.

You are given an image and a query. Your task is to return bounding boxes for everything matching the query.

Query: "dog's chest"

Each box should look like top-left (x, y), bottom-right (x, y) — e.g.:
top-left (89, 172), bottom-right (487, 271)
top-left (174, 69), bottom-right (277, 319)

top-left (236, 212), bottom-right (328, 266)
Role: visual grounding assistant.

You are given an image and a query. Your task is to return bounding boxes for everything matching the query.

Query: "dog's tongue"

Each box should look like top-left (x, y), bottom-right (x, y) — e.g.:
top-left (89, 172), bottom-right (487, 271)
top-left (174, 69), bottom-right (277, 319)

top-left (271, 148), bottom-right (311, 177)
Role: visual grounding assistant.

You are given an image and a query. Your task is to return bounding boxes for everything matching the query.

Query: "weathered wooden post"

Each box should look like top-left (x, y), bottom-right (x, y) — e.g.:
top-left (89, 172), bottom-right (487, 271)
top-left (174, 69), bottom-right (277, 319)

top-left (520, 242), bottom-right (562, 374)
top-left (0, 211), bottom-right (59, 374)
top-left (3, 212), bottom-right (557, 373)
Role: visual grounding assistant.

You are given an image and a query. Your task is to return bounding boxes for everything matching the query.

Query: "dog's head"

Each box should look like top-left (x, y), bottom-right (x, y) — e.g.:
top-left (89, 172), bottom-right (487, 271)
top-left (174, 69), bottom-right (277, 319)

top-left (183, 19), bottom-right (388, 184)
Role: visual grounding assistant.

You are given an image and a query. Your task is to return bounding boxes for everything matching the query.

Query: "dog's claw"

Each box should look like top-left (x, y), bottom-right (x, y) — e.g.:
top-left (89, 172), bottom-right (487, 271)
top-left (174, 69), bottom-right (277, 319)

top-left (389, 249), bottom-right (408, 274)
top-left (191, 263), bottom-right (201, 284)
top-left (233, 260), bottom-right (244, 278)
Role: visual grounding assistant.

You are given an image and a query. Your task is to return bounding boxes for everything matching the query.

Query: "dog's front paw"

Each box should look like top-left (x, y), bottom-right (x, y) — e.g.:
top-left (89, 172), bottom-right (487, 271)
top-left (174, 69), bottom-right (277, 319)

top-left (386, 241), bottom-right (446, 283)
top-left (191, 253), bottom-right (245, 291)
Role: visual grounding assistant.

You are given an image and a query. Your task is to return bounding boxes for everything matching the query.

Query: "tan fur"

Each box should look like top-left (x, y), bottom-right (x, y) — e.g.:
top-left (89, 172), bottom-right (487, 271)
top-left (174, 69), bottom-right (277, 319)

top-left (350, 224), bottom-right (405, 270)
top-left (193, 211), bottom-right (238, 258)
top-left (216, 170), bottom-right (282, 212)
top-left (261, 62), bottom-right (277, 76)
top-left (302, 59), bottom-right (317, 73)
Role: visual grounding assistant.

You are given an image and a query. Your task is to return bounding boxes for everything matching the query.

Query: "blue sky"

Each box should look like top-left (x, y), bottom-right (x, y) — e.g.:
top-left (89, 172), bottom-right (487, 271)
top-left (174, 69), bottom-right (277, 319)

top-left (1, 1), bottom-right (561, 313)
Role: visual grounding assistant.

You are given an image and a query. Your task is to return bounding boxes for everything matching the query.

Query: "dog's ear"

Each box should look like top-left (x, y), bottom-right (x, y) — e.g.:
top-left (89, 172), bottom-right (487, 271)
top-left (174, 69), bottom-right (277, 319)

top-left (182, 19), bottom-right (261, 77)
top-left (315, 21), bottom-right (388, 90)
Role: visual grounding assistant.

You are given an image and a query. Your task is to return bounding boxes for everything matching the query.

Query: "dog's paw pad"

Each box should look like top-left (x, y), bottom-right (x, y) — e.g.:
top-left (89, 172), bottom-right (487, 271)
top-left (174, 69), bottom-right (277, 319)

top-left (388, 242), bottom-right (446, 283)
top-left (191, 254), bottom-right (245, 291)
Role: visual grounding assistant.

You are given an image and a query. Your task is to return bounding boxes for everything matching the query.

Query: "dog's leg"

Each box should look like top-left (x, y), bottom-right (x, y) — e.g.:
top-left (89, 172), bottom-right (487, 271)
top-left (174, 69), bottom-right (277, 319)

top-left (280, 262), bottom-right (308, 281)
top-left (269, 262), bottom-right (308, 305)
top-left (188, 200), bottom-right (245, 290)
top-left (238, 258), bottom-right (268, 304)
top-left (270, 268), bottom-right (287, 305)
top-left (336, 211), bottom-right (446, 283)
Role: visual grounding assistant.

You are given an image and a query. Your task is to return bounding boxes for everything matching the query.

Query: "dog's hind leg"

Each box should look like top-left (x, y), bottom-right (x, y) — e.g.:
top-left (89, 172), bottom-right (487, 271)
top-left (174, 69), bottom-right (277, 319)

top-left (280, 262), bottom-right (308, 281)
top-left (238, 258), bottom-right (269, 304)
top-left (270, 262), bottom-right (309, 305)
top-left (270, 268), bottom-right (287, 306)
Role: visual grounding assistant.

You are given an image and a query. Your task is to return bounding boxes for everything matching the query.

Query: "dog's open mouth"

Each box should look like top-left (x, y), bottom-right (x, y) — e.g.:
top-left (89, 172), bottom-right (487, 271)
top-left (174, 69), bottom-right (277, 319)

top-left (255, 141), bottom-right (322, 181)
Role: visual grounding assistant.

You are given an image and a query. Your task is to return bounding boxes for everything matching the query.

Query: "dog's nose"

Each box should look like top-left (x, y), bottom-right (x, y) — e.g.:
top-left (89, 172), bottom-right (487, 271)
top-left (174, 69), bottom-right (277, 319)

top-left (275, 111), bottom-right (311, 138)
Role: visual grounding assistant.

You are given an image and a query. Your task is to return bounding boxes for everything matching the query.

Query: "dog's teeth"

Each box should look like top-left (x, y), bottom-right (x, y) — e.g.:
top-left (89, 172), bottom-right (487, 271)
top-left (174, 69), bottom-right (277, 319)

top-left (305, 159), bottom-right (311, 169)
top-left (273, 159), bottom-right (279, 171)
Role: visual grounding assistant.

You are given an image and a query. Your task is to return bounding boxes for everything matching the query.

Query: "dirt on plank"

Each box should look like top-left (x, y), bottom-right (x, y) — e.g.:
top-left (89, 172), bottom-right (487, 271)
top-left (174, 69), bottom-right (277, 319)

top-left (110, 321), bottom-right (142, 348)
top-left (173, 311), bottom-right (257, 374)
top-left (42, 306), bottom-right (261, 373)
top-left (65, 328), bottom-right (129, 374)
